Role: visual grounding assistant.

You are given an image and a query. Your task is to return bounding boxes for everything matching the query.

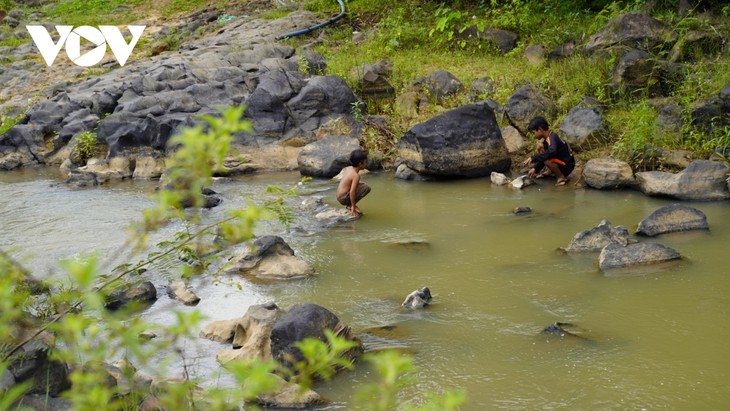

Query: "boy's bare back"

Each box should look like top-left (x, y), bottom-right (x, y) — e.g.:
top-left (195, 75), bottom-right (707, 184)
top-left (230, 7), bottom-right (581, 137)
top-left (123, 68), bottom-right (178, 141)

top-left (336, 166), bottom-right (360, 198)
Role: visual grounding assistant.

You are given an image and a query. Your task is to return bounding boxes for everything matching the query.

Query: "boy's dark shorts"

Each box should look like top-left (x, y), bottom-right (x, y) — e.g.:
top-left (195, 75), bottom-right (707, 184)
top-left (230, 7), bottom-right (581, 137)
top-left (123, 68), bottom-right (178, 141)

top-left (337, 182), bottom-right (371, 206)
top-left (547, 158), bottom-right (575, 177)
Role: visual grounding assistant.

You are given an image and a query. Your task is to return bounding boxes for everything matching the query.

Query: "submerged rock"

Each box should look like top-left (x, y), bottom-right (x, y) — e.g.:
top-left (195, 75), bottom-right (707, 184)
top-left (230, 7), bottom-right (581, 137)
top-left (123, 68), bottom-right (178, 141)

top-left (402, 287), bottom-right (432, 309)
top-left (636, 203), bottom-right (709, 237)
top-left (513, 207), bottom-right (532, 215)
top-left (542, 322), bottom-right (589, 339)
top-left (315, 207), bottom-right (359, 226)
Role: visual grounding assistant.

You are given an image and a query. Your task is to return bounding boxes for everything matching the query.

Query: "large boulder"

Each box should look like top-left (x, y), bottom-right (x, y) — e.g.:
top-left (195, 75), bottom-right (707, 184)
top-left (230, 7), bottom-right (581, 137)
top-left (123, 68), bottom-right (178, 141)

top-left (599, 242), bottom-right (681, 271)
top-left (583, 13), bottom-right (677, 53)
top-left (562, 220), bottom-right (632, 253)
top-left (635, 160), bottom-right (730, 201)
top-left (297, 136), bottom-right (362, 178)
top-left (505, 85), bottom-right (558, 134)
top-left (611, 49), bottom-right (670, 97)
top-left (225, 236), bottom-right (315, 280)
top-left (270, 304), bottom-right (363, 369)
top-left (396, 102), bottom-right (509, 178)
top-left (215, 303), bottom-right (286, 363)
top-left (559, 104), bottom-right (608, 150)
top-left (582, 157), bottom-right (635, 189)
top-left (636, 204), bottom-right (709, 237)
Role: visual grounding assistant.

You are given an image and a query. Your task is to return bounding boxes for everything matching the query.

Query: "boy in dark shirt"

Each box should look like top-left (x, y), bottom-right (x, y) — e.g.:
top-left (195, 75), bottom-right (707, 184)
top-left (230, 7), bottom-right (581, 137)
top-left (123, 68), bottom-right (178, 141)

top-left (521, 116), bottom-right (575, 186)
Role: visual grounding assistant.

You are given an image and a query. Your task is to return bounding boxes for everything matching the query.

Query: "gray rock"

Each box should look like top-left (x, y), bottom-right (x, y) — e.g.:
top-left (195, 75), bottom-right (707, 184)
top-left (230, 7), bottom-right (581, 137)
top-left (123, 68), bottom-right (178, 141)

top-left (287, 75), bottom-right (360, 124)
top-left (500, 125), bottom-right (525, 153)
top-left (167, 280), bottom-right (200, 306)
top-left (460, 26), bottom-right (519, 53)
top-left (510, 175), bottom-right (534, 189)
top-left (215, 303), bottom-right (286, 363)
top-left (105, 281), bottom-right (157, 310)
top-left (402, 287), bottom-right (432, 309)
top-left (225, 235), bottom-right (314, 280)
top-left (490, 171), bottom-right (511, 185)
top-left (470, 77), bottom-right (497, 99)
top-left (270, 304), bottom-right (362, 369)
top-left (611, 49), bottom-right (668, 97)
top-left (315, 207), bottom-right (360, 226)
top-left (669, 30), bottom-right (723, 63)
top-left (412, 70), bottom-right (463, 104)
top-left (394, 163), bottom-right (430, 181)
top-left (397, 102), bottom-right (509, 178)
top-left (562, 220), bottom-right (632, 253)
top-left (132, 153), bottom-right (166, 179)
top-left (583, 157), bottom-right (635, 189)
top-left (691, 84), bottom-right (730, 133)
top-left (599, 242), bottom-right (681, 271)
top-left (635, 160), bottom-right (730, 201)
top-left (353, 59), bottom-right (395, 101)
top-left (297, 135), bottom-right (362, 178)
top-left (513, 207), bottom-right (532, 215)
top-left (9, 344), bottom-right (71, 396)
top-left (1, 368), bottom-right (15, 390)
top-left (548, 40), bottom-right (578, 60)
top-left (523, 45), bottom-right (547, 65)
top-left (505, 85), bottom-right (558, 134)
top-left (257, 375), bottom-right (322, 409)
top-left (583, 13), bottom-right (677, 53)
top-left (559, 105), bottom-right (608, 151)
top-left (636, 204), bottom-right (709, 237)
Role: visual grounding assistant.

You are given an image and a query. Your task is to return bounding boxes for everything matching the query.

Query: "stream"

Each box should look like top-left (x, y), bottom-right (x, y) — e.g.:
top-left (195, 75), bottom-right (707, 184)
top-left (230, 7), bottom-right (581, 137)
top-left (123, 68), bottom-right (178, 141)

top-left (2, 168), bottom-right (729, 409)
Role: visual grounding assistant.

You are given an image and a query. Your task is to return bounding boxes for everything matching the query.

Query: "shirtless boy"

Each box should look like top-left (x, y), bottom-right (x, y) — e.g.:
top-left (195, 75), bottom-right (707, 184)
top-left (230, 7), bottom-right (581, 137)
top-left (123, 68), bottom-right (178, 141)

top-left (336, 149), bottom-right (371, 216)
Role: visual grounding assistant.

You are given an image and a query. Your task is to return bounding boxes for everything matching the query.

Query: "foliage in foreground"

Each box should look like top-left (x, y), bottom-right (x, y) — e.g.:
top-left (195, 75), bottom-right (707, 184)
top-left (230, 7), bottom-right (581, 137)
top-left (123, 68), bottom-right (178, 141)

top-left (0, 106), bottom-right (465, 410)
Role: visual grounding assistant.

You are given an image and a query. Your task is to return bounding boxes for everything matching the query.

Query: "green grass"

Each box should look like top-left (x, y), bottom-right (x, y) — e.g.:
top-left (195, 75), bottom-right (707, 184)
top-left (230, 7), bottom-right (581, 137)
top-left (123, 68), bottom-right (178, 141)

top-left (160, 0), bottom-right (215, 18)
top-left (45, 0), bottom-right (143, 26)
top-left (0, 114), bottom-right (24, 136)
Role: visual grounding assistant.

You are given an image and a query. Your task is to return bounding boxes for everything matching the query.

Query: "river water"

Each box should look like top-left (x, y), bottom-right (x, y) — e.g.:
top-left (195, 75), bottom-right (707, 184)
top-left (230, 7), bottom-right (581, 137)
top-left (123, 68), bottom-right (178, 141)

top-left (1, 168), bottom-right (729, 409)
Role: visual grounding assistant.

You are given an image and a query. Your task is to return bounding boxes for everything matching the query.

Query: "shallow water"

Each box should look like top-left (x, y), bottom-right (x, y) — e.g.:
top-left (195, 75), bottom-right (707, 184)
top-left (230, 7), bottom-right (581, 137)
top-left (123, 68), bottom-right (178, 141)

top-left (2, 169), bottom-right (729, 409)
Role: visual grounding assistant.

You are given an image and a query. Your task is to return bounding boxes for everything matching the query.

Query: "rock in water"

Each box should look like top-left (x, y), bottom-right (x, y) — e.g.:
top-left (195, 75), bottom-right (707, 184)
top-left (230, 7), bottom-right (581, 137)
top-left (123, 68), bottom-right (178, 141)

top-left (402, 287), bottom-right (432, 309)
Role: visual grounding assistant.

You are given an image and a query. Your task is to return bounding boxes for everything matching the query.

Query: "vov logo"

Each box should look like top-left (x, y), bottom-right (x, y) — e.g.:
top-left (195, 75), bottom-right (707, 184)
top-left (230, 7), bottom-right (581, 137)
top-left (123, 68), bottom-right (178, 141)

top-left (26, 25), bottom-right (145, 67)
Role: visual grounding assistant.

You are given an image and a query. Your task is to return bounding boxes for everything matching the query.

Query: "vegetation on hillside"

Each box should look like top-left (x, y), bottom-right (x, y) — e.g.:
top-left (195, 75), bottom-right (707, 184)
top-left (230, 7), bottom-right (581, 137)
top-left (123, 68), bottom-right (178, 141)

top-left (289, 0), bottom-right (730, 170)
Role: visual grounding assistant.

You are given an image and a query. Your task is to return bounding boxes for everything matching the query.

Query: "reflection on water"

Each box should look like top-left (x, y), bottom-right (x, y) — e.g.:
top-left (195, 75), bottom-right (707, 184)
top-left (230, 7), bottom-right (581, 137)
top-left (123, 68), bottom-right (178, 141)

top-left (2, 169), bottom-right (730, 409)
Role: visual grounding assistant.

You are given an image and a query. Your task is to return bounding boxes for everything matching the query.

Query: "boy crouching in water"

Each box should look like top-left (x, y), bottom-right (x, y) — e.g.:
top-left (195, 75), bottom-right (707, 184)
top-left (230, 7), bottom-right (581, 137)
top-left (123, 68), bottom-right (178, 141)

top-left (336, 149), bottom-right (371, 216)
